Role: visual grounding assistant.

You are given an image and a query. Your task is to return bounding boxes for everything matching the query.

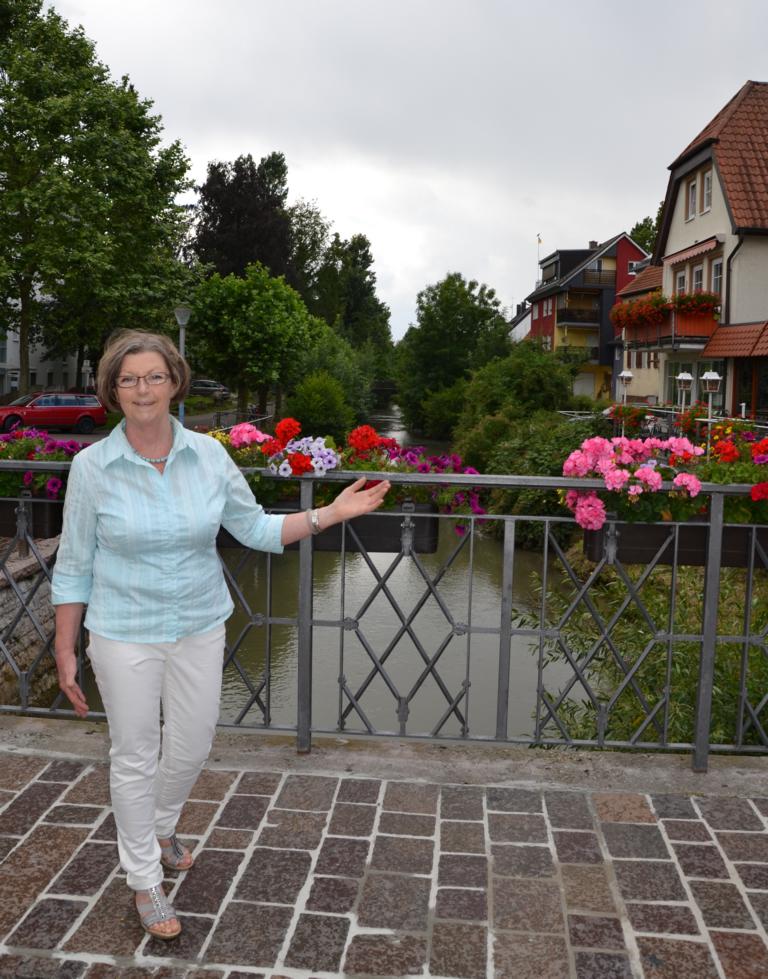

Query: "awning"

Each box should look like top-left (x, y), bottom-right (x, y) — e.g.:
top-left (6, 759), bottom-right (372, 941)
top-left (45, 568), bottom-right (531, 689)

top-left (664, 236), bottom-right (720, 266)
top-left (702, 322), bottom-right (768, 357)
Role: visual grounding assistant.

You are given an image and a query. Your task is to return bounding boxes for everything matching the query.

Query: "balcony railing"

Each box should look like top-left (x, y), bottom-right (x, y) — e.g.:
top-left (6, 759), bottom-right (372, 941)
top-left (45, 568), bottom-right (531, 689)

top-left (582, 269), bottom-right (616, 286)
top-left (2, 461), bottom-right (767, 773)
top-left (556, 307), bottom-right (600, 326)
top-left (624, 310), bottom-right (719, 347)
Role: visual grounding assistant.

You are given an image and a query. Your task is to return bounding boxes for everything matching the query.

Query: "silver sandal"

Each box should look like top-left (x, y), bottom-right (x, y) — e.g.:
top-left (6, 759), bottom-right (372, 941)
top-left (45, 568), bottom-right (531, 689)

top-left (136, 883), bottom-right (181, 940)
top-left (159, 834), bottom-right (194, 871)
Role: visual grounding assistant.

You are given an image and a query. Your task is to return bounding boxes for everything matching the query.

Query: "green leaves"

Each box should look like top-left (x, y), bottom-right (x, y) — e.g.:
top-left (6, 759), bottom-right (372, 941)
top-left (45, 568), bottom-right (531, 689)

top-left (190, 264), bottom-right (312, 412)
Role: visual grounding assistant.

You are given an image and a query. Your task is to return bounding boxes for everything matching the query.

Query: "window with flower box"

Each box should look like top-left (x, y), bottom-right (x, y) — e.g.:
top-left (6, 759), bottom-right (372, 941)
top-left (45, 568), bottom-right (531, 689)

top-left (676, 270), bottom-right (687, 294)
top-left (692, 265), bottom-right (704, 293)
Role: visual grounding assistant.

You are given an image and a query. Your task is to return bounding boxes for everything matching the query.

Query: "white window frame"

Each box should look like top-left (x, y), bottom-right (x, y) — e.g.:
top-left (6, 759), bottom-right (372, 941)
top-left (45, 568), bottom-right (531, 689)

top-left (692, 265), bottom-right (704, 293)
top-left (687, 180), bottom-right (697, 220)
top-left (711, 258), bottom-right (723, 295)
top-left (532, 303), bottom-right (539, 320)
top-left (676, 270), bottom-right (687, 294)
top-left (702, 170), bottom-right (712, 212)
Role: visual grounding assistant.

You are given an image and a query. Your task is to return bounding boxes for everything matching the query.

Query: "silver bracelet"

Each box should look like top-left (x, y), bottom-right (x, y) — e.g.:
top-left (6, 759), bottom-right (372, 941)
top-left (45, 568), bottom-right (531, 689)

top-left (306, 508), bottom-right (322, 535)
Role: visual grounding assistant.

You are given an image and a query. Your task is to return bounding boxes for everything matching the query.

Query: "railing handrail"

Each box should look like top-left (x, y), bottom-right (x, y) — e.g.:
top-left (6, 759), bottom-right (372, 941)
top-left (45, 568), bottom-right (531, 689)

top-left (0, 457), bottom-right (761, 499)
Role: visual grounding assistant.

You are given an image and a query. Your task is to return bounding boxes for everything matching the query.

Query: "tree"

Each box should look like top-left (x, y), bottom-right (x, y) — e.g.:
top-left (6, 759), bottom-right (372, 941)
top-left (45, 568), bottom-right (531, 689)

top-left (0, 0), bottom-right (192, 390)
top-left (291, 318), bottom-right (375, 421)
top-left (285, 371), bottom-right (355, 441)
top-left (630, 200), bottom-right (664, 255)
top-left (395, 272), bottom-right (511, 433)
top-left (312, 233), bottom-right (393, 375)
top-left (189, 264), bottom-right (311, 415)
top-left (192, 152), bottom-right (293, 279)
top-left (285, 199), bottom-right (331, 305)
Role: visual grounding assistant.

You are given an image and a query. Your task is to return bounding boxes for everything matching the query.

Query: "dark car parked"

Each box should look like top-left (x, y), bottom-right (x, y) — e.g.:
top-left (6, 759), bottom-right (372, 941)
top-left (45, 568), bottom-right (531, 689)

top-left (189, 379), bottom-right (230, 401)
top-left (0, 393), bottom-right (107, 433)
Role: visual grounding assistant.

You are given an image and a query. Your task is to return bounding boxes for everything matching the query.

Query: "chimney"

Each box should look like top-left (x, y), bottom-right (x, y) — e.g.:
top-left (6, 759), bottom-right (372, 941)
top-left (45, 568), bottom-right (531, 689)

top-left (588, 240), bottom-right (598, 249)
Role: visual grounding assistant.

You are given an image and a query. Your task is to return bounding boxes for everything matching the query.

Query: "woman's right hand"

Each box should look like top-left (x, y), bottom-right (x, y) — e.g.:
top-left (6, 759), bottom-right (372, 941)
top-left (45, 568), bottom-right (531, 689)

top-left (55, 648), bottom-right (89, 717)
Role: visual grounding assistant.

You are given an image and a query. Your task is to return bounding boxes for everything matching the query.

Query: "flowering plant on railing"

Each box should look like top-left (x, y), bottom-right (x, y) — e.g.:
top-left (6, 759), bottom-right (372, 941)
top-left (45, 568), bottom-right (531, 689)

top-left (606, 403), bottom-right (646, 435)
top-left (610, 290), bottom-right (720, 331)
top-left (0, 429), bottom-right (84, 500)
top-left (562, 435), bottom-right (706, 529)
top-left (210, 419), bottom-right (486, 525)
top-left (563, 431), bottom-right (768, 529)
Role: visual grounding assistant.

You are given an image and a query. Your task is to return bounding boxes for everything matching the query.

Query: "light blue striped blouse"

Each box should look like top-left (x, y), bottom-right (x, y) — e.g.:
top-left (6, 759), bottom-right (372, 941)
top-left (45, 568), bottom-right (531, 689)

top-left (51, 417), bottom-right (285, 642)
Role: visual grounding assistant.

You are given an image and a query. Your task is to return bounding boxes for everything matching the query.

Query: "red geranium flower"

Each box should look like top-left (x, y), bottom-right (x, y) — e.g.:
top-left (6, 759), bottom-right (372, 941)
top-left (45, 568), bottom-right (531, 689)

top-left (275, 417), bottom-right (302, 447)
top-left (260, 438), bottom-right (283, 456)
top-left (347, 425), bottom-right (381, 454)
top-left (288, 452), bottom-right (313, 475)
top-left (713, 440), bottom-right (740, 463)
top-left (751, 482), bottom-right (768, 502)
top-left (751, 438), bottom-right (768, 461)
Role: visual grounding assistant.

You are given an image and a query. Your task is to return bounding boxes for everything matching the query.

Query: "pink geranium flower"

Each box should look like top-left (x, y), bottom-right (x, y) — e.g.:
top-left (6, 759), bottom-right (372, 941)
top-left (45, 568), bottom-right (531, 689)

top-left (228, 423), bottom-right (269, 448)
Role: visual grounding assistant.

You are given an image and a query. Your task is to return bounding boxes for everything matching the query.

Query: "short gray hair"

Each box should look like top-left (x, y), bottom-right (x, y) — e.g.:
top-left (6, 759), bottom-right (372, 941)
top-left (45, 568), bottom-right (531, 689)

top-left (97, 330), bottom-right (191, 412)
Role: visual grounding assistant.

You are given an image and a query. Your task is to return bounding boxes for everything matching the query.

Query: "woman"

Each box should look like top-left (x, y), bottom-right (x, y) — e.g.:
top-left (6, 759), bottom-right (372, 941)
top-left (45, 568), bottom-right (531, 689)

top-left (52, 329), bottom-right (389, 940)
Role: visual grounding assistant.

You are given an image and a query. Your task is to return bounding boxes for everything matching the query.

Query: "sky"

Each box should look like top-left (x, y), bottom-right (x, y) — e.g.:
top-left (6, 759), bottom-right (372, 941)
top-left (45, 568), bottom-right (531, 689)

top-left (49, 0), bottom-right (768, 341)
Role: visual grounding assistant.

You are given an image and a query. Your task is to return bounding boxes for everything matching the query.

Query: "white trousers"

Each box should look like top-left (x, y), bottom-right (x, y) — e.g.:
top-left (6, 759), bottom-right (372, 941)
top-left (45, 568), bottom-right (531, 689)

top-left (88, 624), bottom-right (225, 891)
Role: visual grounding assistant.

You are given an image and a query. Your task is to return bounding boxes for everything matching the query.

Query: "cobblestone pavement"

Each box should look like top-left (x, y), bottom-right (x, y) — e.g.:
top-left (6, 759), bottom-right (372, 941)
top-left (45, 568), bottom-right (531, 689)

top-left (1, 751), bottom-right (768, 978)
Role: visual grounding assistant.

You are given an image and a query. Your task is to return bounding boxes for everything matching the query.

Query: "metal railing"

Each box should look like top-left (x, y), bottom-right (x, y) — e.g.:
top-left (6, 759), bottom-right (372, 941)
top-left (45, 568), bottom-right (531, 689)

top-left (1, 462), bottom-right (768, 772)
top-left (556, 307), bottom-right (600, 325)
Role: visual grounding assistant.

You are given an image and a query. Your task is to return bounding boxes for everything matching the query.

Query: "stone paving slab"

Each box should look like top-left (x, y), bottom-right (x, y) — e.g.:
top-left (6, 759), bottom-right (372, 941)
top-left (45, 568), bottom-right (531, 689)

top-left (0, 750), bottom-right (768, 977)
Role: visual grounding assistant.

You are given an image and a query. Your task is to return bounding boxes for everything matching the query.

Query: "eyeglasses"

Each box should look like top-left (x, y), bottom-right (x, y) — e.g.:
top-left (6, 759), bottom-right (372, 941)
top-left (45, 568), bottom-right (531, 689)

top-left (116, 372), bottom-right (171, 389)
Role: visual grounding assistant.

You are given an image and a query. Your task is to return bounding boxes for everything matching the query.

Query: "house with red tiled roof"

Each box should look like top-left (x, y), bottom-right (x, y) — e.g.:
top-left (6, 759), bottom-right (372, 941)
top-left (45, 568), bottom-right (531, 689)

top-left (621, 80), bottom-right (768, 414)
top-left (526, 234), bottom-right (647, 399)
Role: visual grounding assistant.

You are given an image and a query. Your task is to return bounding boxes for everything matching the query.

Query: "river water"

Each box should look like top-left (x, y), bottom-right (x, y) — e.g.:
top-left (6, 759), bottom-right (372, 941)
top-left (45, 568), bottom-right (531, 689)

top-left (218, 406), bottom-right (571, 739)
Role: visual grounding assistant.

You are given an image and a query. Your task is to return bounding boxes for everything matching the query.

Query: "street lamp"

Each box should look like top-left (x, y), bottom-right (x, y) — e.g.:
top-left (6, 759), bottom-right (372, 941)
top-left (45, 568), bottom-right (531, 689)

top-left (618, 369), bottom-right (633, 437)
top-left (676, 371), bottom-right (693, 432)
top-left (173, 304), bottom-right (192, 426)
top-left (700, 370), bottom-right (722, 458)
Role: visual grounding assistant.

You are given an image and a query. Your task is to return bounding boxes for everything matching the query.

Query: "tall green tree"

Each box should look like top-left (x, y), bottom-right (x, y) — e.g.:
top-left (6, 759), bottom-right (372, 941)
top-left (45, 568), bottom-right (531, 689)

top-left (0, 0), bottom-right (192, 390)
top-left (189, 263), bottom-right (311, 415)
top-left (630, 200), bottom-right (664, 255)
top-left (192, 152), bottom-right (293, 279)
top-left (312, 232), bottom-right (393, 374)
top-left (395, 272), bottom-right (511, 432)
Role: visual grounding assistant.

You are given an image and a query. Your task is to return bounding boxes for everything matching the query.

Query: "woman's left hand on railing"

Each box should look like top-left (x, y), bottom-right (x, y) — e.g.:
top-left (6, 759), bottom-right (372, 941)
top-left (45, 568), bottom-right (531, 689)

top-left (326, 476), bottom-right (391, 523)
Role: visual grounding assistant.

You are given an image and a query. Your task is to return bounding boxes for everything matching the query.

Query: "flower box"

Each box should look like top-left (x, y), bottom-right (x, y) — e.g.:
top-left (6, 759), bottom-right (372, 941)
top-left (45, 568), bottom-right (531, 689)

top-left (217, 504), bottom-right (440, 553)
top-left (0, 498), bottom-right (63, 539)
top-left (583, 521), bottom-right (768, 568)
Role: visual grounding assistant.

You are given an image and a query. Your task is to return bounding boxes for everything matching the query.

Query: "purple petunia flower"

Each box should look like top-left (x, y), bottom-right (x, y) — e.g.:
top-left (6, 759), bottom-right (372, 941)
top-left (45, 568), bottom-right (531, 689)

top-left (22, 471), bottom-right (34, 485)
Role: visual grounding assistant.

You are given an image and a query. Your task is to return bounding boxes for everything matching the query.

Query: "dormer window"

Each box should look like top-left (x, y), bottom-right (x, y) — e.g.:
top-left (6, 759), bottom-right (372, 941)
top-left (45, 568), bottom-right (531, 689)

top-left (701, 171), bottom-right (712, 212)
top-left (686, 179), bottom-right (697, 220)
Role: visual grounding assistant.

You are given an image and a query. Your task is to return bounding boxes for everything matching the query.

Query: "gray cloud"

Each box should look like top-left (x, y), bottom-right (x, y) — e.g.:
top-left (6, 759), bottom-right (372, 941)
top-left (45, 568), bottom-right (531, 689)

top-left (49, 0), bottom-right (768, 337)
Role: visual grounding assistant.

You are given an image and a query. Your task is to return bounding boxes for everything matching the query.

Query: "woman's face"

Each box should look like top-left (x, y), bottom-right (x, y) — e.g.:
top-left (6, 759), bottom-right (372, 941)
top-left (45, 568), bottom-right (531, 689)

top-left (115, 351), bottom-right (176, 428)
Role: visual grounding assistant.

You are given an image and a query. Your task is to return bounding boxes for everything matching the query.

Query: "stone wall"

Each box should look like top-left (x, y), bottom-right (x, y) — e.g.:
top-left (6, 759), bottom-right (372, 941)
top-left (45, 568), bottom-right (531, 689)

top-left (0, 539), bottom-right (60, 706)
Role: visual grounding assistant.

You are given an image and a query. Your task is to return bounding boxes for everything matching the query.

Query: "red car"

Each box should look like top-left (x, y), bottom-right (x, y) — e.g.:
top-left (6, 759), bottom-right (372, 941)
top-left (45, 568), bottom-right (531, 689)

top-left (0, 392), bottom-right (107, 434)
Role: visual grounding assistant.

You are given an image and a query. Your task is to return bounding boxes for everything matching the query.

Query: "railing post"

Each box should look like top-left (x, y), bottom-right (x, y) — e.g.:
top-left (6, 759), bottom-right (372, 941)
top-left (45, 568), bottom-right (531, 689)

top-left (495, 520), bottom-right (515, 740)
top-left (296, 479), bottom-right (314, 753)
top-left (693, 490), bottom-right (724, 772)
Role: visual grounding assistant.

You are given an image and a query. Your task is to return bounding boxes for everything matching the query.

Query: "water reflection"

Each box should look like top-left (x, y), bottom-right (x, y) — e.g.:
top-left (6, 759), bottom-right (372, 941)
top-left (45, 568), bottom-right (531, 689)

top-left (221, 518), bottom-right (571, 739)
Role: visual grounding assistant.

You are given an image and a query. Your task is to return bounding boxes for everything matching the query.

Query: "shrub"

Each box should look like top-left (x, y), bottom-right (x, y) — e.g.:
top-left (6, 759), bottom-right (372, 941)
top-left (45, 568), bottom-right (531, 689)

top-left (484, 413), bottom-right (612, 547)
top-left (422, 380), bottom-right (466, 440)
top-left (284, 371), bottom-right (355, 441)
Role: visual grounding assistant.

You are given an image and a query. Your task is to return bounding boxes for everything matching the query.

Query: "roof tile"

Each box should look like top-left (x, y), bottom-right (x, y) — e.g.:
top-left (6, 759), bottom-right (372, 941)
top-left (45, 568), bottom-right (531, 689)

top-left (617, 266), bottom-right (663, 298)
top-left (702, 322), bottom-right (768, 357)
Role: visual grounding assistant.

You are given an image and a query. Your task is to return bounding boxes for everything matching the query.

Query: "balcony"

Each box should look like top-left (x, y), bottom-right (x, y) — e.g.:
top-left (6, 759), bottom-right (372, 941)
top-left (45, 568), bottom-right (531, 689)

top-left (582, 269), bottom-right (616, 287)
top-left (557, 307), bottom-right (600, 326)
top-left (624, 310), bottom-right (719, 348)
